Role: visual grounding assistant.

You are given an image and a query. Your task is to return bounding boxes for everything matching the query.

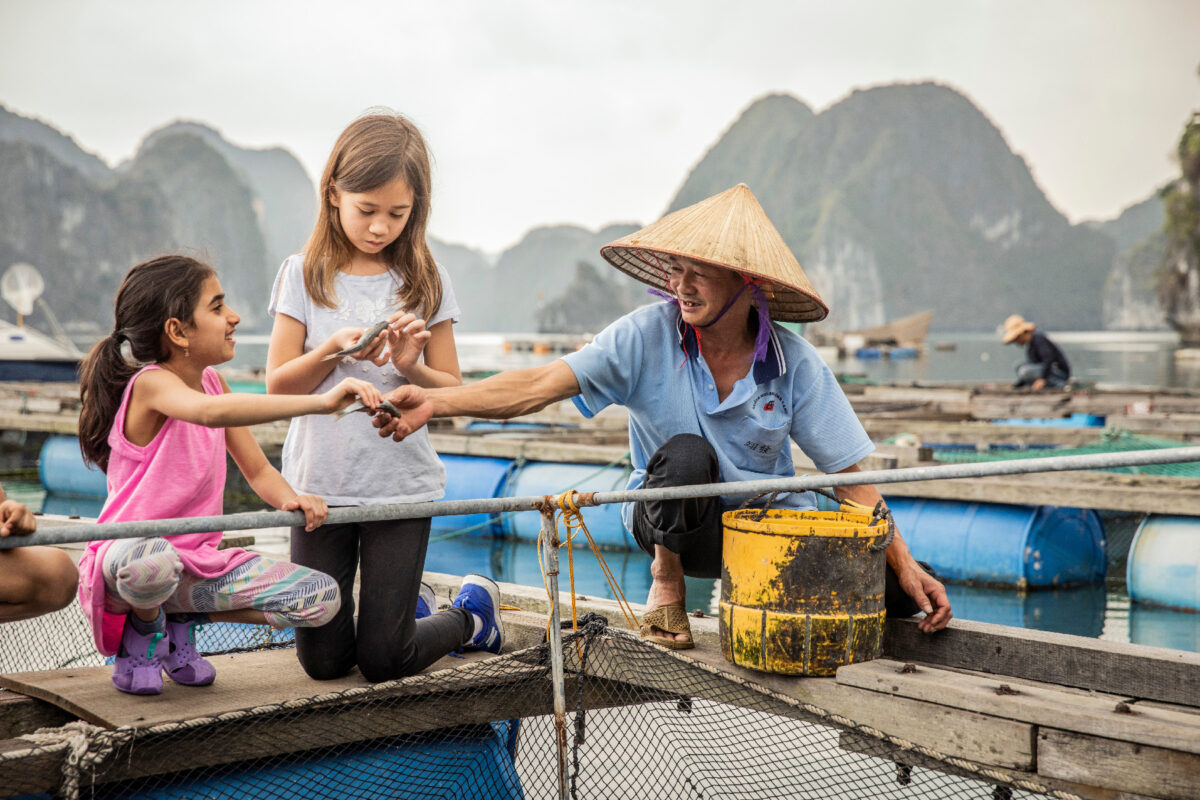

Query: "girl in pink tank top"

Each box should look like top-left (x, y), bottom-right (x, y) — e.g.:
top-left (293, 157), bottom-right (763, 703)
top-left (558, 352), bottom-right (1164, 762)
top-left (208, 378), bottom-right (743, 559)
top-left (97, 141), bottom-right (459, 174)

top-left (76, 255), bottom-right (423, 696)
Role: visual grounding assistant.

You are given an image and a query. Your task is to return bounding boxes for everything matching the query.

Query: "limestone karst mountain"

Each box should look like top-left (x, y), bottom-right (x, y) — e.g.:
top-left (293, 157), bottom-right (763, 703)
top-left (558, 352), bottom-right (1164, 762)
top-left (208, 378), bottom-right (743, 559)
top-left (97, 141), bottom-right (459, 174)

top-left (0, 105), bottom-right (313, 333)
top-left (668, 84), bottom-right (1129, 332)
top-left (0, 90), bottom-right (1170, 337)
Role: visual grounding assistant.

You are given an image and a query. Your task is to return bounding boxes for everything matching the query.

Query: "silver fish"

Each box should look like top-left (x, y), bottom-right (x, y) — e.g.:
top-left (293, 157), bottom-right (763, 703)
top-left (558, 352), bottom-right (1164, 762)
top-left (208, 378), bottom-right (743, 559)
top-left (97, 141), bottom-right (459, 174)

top-left (322, 320), bottom-right (390, 361)
top-left (335, 398), bottom-right (403, 420)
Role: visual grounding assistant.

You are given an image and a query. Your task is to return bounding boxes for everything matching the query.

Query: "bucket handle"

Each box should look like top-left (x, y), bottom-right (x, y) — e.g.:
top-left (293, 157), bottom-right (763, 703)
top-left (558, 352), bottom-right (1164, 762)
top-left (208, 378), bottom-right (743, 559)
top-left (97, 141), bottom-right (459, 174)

top-left (739, 488), bottom-right (895, 551)
top-left (737, 490), bottom-right (786, 520)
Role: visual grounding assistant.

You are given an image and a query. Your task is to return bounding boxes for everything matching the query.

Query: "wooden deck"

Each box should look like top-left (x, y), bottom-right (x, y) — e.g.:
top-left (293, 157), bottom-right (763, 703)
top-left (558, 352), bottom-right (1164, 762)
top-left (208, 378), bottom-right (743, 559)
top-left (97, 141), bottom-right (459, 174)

top-left (1, 576), bottom-right (1197, 799)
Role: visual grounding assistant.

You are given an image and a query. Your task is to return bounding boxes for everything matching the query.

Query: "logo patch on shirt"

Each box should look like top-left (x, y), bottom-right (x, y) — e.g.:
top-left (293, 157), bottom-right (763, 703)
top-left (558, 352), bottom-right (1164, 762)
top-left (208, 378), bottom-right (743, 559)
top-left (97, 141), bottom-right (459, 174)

top-left (752, 391), bottom-right (789, 418)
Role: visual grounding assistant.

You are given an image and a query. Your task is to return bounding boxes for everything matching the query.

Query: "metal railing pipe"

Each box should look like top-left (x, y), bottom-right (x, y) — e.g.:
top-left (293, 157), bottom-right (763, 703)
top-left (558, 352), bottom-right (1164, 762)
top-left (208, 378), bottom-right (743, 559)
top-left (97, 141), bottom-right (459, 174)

top-left (5, 445), bottom-right (1200, 549)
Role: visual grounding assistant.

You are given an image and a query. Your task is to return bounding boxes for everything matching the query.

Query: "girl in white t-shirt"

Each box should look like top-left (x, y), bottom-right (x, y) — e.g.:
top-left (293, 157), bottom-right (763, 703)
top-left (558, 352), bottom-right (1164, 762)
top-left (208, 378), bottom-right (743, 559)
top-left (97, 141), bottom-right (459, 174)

top-left (266, 111), bottom-right (503, 682)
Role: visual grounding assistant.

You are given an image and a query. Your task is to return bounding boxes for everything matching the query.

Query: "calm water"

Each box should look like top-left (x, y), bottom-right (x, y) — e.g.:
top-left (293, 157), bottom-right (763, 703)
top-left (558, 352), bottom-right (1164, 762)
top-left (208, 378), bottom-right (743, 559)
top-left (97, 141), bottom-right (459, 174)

top-left (834, 329), bottom-right (1200, 390)
top-left (226, 329), bottom-right (1200, 390)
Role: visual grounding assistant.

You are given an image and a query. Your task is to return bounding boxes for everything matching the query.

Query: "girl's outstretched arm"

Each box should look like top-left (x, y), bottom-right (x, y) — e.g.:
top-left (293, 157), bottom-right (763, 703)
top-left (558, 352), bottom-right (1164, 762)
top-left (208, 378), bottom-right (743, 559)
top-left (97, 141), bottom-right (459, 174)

top-left (225, 424), bottom-right (328, 531)
top-left (266, 312), bottom-right (388, 395)
top-left (385, 316), bottom-right (462, 388)
top-left (132, 368), bottom-right (383, 430)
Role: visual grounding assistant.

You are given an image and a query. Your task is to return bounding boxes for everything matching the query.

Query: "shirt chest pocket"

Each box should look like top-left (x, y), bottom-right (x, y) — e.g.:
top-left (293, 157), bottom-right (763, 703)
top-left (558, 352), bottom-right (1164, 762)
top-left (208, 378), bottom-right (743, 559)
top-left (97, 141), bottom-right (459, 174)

top-left (732, 415), bottom-right (791, 473)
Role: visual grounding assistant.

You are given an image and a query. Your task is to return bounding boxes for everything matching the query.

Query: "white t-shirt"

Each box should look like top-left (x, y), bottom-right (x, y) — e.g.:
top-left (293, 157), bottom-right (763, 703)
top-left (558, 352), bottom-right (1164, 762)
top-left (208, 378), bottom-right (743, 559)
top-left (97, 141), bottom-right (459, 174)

top-left (267, 253), bottom-right (461, 505)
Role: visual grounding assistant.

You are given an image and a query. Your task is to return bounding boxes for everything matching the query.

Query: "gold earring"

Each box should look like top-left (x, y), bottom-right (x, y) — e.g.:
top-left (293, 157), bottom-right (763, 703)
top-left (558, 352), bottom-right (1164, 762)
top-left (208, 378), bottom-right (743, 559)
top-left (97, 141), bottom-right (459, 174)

top-left (185, 347), bottom-right (190, 358)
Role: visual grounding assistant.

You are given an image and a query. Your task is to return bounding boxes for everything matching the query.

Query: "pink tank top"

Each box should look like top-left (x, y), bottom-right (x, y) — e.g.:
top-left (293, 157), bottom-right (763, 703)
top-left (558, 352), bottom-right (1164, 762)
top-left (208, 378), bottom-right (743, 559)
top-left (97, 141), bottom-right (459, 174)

top-left (77, 365), bottom-right (256, 655)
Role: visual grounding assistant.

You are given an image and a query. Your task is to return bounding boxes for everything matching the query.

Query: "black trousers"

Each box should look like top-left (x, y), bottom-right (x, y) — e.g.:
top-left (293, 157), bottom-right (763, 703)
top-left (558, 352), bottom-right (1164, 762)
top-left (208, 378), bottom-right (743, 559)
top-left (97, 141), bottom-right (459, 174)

top-left (631, 434), bottom-right (926, 617)
top-left (290, 516), bottom-right (472, 683)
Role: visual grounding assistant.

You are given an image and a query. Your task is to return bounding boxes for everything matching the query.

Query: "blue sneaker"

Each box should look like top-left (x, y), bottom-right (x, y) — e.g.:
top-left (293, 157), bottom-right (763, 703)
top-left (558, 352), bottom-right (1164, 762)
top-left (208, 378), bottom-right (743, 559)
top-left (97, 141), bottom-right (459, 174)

top-left (452, 574), bottom-right (504, 654)
top-left (416, 581), bottom-right (436, 620)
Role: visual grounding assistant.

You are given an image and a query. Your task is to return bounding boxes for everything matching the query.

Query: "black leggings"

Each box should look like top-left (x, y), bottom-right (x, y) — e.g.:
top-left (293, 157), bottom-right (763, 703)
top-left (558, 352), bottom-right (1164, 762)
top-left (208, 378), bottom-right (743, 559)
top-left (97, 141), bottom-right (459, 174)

top-left (631, 434), bottom-right (926, 617)
top-left (290, 516), bottom-right (472, 682)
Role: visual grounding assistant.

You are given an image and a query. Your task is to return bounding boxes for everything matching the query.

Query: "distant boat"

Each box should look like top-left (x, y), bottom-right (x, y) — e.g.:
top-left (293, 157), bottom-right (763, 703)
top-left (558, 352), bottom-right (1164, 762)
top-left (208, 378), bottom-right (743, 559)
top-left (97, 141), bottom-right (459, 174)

top-left (841, 310), bottom-right (934, 349)
top-left (809, 310), bottom-right (934, 359)
top-left (1, 263), bottom-right (84, 381)
top-left (0, 319), bottom-right (82, 381)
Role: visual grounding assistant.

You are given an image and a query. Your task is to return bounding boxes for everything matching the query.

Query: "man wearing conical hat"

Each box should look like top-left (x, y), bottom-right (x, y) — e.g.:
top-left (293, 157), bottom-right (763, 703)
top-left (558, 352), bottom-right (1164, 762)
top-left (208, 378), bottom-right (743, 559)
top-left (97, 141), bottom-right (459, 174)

top-left (378, 185), bottom-right (951, 647)
top-left (1002, 314), bottom-right (1070, 390)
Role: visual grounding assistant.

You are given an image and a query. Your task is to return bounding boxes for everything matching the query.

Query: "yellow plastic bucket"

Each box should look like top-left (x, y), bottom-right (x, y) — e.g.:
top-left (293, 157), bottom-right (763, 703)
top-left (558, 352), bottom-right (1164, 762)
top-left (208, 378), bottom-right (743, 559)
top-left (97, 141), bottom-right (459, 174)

top-left (719, 506), bottom-right (890, 676)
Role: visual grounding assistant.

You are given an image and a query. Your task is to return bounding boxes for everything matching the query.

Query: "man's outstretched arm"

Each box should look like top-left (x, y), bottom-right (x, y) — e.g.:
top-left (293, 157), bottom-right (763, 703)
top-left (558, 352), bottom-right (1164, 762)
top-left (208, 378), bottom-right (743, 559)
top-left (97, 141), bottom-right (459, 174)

top-left (375, 360), bottom-right (582, 439)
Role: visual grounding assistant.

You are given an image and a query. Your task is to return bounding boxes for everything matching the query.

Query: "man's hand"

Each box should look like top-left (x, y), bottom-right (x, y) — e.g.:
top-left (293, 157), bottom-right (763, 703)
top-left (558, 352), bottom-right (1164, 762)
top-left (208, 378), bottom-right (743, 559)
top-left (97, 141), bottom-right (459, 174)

top-left (897, 562), bottom-right (952, 633)
top-left (373, 385), bottom-right (433, 441)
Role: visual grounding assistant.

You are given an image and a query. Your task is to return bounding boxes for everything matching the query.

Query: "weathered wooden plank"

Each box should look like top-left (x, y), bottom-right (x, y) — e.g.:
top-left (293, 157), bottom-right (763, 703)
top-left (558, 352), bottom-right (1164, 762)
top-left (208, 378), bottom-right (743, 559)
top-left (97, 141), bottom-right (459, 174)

top-left (1039, 728), bottom-right (1200, 800)
top-left (0, 689), bottom-right (73, 738)
top-left (0, 646), bottom-right (528, 729)
top-left (643, 642), bottom-right (1036, 770)
top-left (430, 432), bottom-right (629, 465)
top-left (836, 658), bottom-right (1200, 754)
top-left (883, 617), bottom-right (1200, 707)
top-left (839, 730), bottom-right (1159, 800)
top-left (0, 736), bottom-right (64, 798)
top-left (859, 418), bottom-right (1107, 447)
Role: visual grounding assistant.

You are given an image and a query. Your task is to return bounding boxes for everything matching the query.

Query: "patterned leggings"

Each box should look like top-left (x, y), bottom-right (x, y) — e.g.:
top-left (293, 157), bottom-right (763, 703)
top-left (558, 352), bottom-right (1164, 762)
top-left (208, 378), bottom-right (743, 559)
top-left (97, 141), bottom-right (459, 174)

top-left (102, 537), bottom-right (340, 629)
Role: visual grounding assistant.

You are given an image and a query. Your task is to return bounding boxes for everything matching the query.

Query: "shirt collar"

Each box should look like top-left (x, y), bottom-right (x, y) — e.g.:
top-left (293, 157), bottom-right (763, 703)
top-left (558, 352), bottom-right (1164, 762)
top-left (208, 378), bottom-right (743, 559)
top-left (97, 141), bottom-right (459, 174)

top-left (674, 310), bottom-right (786, 384)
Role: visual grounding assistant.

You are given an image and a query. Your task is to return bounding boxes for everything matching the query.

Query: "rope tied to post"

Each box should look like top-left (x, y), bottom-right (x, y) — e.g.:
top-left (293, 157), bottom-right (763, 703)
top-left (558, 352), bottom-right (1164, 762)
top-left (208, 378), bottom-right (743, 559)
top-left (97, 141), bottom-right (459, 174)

top-left (537, 490), bottom-right (640, 641)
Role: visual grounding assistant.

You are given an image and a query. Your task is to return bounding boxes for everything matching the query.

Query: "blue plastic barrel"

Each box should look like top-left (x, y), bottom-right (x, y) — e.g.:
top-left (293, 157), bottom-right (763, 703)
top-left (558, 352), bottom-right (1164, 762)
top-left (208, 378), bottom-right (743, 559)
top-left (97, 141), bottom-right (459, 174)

top-left (38, 435), bottom-right (107, 498)
top-left (504, 462), bottom-right (632, 548)
top-left (435, 455), bottom-right (515, 536)
top-left (884, 497), bottom-right (1106, 587)
top-left (1127, 514), bottom-right (1200, 611)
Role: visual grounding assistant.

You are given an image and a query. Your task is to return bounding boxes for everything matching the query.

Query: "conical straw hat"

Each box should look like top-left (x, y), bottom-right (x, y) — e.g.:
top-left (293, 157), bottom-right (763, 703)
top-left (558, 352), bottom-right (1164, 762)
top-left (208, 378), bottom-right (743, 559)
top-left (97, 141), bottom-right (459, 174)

top-left (600, 184), bottom-right (827, 322)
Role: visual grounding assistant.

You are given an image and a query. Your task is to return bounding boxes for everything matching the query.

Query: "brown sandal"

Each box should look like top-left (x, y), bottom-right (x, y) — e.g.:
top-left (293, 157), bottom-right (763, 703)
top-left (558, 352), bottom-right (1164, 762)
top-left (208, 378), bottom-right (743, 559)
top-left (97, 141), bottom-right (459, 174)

top-left (639, 604), bottom-right (695, 650)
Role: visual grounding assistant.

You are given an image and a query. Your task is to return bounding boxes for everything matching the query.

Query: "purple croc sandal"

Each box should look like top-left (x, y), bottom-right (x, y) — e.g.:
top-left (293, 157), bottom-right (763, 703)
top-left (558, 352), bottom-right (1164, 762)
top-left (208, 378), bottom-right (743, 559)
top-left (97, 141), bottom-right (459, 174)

top-left (112, 612), bottom-right (167, 695)
top-left (163, 616), bottom-right (216, 686)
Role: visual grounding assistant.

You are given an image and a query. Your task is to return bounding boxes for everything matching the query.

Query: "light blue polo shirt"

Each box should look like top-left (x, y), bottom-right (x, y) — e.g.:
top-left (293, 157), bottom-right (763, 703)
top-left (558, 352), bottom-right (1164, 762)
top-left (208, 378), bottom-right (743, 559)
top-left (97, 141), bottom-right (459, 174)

top-left (562, 302), bottom-right (875, 532)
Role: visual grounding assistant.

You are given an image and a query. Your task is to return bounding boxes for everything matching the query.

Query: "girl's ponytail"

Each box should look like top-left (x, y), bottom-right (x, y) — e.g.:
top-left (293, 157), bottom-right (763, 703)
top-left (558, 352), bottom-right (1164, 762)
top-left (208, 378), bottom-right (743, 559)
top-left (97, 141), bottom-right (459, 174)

top-left (78, 334), bottom-right (138, 471)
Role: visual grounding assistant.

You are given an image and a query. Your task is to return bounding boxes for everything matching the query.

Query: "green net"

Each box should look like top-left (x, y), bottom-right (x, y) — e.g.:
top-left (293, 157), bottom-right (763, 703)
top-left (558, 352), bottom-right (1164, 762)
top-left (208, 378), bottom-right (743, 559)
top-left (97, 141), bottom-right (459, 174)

top-left (929, 430), bottom-right (1200, 478)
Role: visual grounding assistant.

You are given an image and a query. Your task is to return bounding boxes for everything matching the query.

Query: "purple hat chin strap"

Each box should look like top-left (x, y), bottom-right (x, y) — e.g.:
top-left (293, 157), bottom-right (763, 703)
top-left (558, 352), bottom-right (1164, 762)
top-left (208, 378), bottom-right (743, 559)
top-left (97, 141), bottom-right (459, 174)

top-left (749, 283), bottom-right (771, 364)
top-left (647, 282), bottom-right (771, 363)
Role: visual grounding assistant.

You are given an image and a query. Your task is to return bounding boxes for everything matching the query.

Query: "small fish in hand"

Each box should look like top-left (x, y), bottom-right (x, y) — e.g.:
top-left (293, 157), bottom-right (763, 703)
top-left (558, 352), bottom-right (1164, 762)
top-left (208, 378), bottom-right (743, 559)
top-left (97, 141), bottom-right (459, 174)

top-left (335, 398), bottom-right (403, 420)
top-left (323, 320), bottom-right (390, 361)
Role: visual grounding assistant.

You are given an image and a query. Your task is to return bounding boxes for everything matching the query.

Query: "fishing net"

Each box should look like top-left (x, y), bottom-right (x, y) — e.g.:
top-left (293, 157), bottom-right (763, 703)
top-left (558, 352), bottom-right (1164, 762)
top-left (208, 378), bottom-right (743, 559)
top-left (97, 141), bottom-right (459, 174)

top-left (929, 430), bottom-right (1200, 478)
top-left (0, 607), bottom-right (1083, 800)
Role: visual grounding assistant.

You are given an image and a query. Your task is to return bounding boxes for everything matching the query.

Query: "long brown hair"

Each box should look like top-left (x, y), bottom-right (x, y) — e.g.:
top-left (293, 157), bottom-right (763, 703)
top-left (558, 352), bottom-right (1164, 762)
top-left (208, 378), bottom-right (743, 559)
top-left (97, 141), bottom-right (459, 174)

top-left (303, 111), bottom-right (441, 318)
top-left (78, 255), bottom-right (215, 471)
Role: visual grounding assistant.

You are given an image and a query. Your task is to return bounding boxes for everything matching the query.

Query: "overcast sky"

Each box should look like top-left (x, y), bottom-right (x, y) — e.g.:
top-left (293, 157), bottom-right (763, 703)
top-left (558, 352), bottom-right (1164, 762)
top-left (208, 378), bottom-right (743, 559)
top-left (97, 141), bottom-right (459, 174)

top-left (2, 1), bottom-right (1198, 254)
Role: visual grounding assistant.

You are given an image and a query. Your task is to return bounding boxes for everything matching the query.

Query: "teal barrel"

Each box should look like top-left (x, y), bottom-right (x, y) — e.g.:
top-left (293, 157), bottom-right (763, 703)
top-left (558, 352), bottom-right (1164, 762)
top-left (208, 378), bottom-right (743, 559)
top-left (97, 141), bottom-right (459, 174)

top-left (435, 455), bottom-right (516, 537)
top-left (884, 497), bottom-right (1106, 588)
top-left (503, 461), bottom-right (632, 548)
top-left (1127, 514), bottom-right (1200, 612)
top-left (38, 434), bottom-right (107, 498)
